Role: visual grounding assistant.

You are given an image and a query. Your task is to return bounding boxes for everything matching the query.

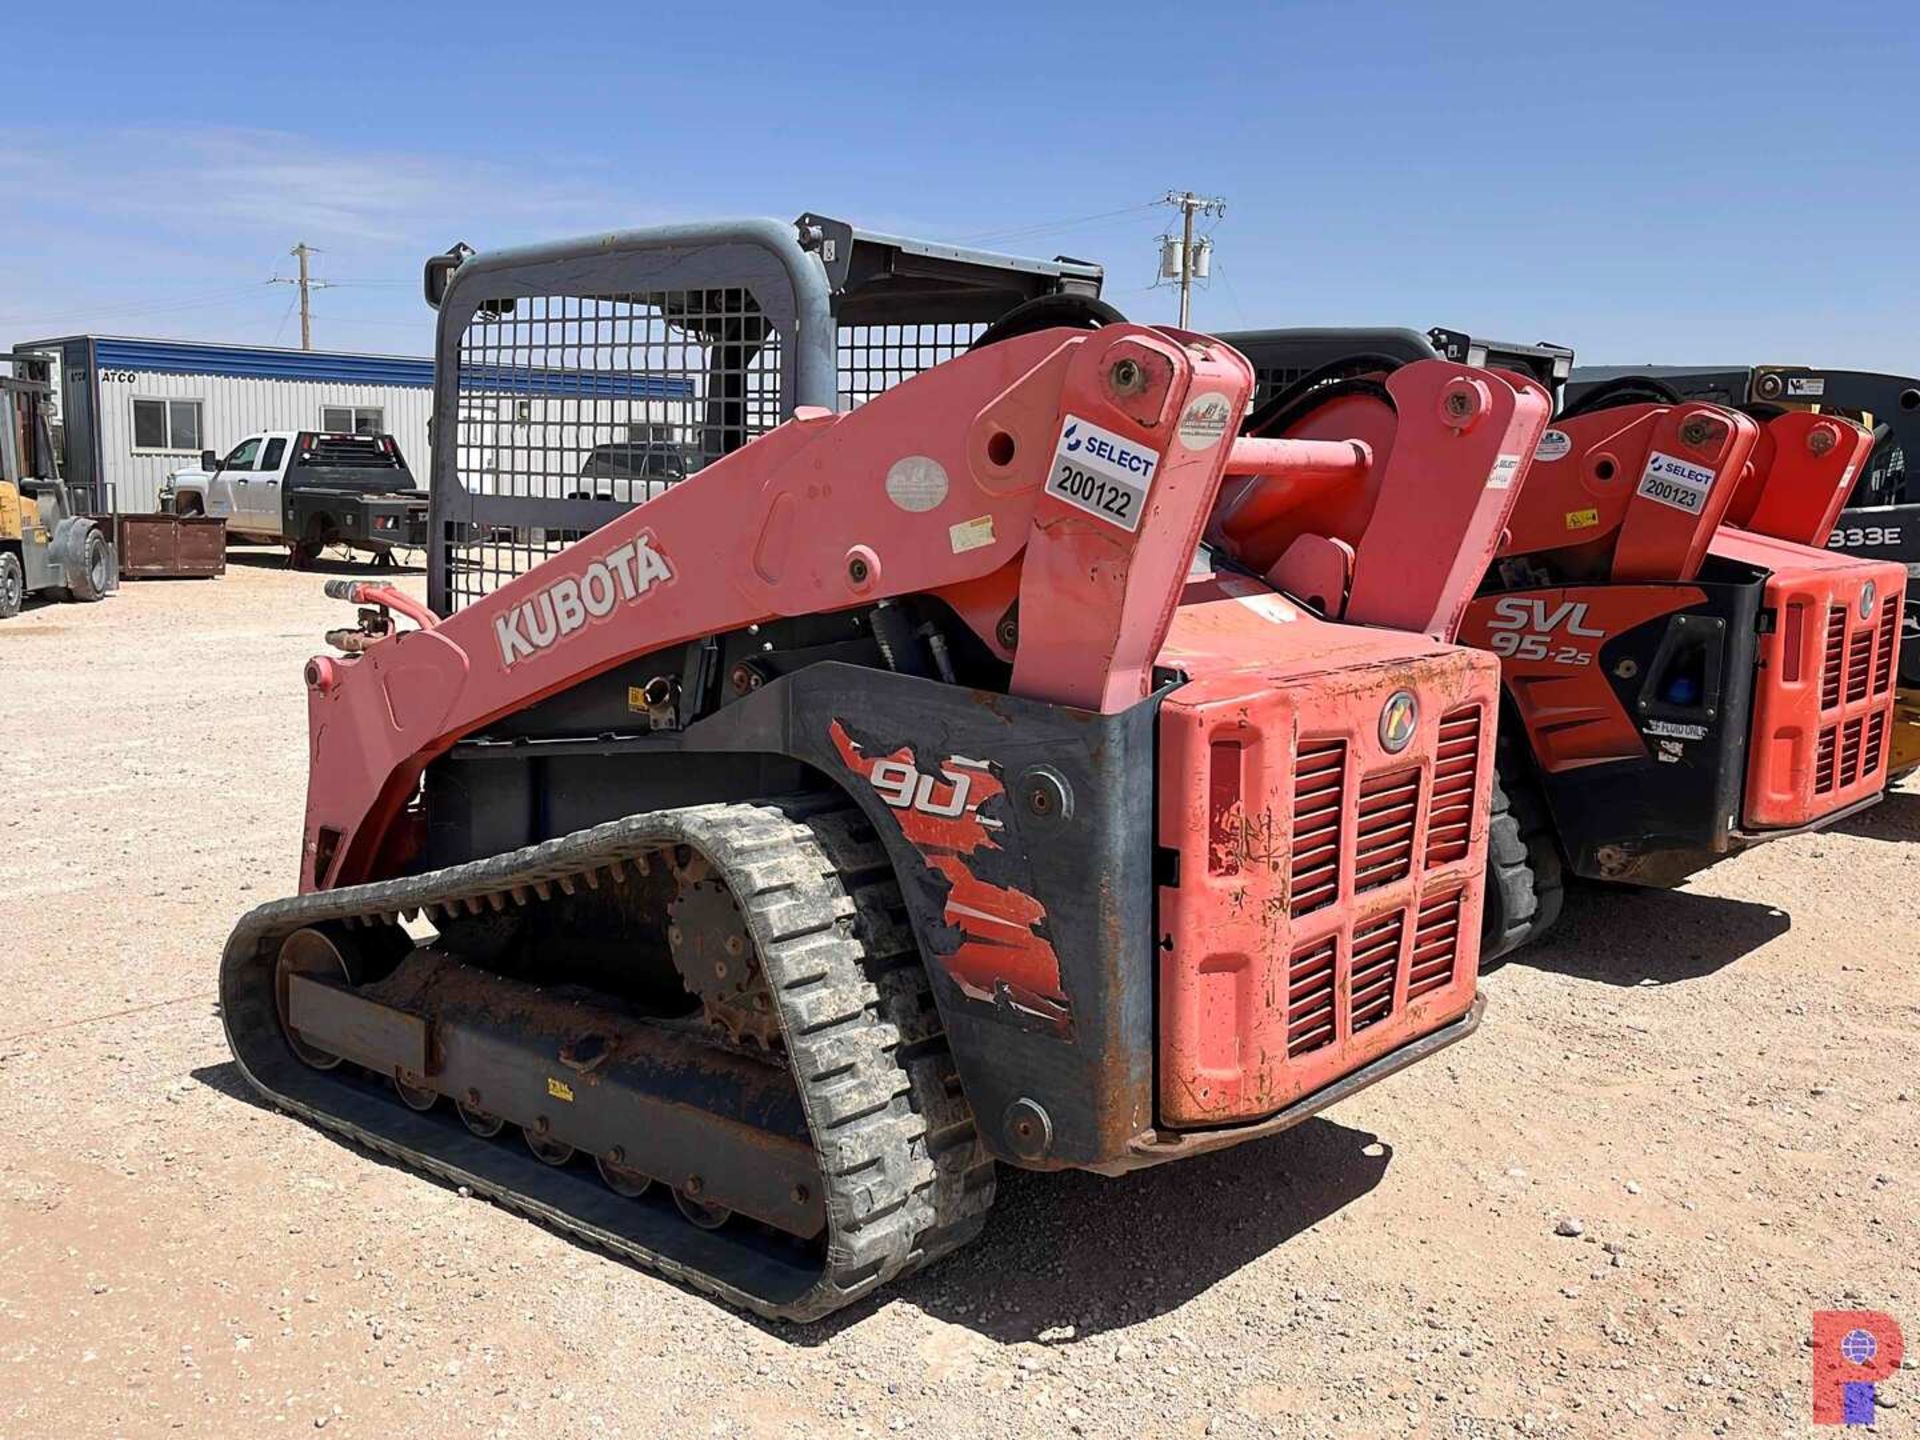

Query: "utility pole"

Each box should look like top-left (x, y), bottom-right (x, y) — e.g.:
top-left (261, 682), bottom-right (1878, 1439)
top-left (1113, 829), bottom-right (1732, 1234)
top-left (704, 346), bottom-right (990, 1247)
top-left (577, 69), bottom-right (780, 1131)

top-left (294, 242), bottom-right (313, 350)
top-left (271, 243), bottom-right (326, 350)
top-left (1158, 191), bottom-right (1226, 328)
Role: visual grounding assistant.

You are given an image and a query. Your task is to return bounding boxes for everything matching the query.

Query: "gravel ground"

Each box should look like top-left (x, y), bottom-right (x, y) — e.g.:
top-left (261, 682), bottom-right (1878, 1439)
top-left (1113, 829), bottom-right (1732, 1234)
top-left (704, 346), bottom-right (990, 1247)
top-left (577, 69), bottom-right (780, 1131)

top-left (1, 554), bottom-right (1915, 1440)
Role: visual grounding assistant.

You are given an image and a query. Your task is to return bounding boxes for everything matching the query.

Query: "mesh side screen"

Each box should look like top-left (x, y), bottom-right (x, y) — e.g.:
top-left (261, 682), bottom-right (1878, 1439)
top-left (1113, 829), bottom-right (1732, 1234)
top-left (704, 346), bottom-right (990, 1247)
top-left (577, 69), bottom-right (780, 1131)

top-left (836, 323), bottom-right (983, 409)
top-left (1252, 365), bottom-right (1311, 409)
top-left (441, 289), bottom-right (783, 612)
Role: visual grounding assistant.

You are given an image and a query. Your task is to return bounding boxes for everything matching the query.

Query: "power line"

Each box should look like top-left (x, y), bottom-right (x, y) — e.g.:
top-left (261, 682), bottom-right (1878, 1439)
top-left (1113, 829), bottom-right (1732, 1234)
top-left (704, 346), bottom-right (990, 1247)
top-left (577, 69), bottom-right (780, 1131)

top-left (1207, 256), bottom-right (1253, 328)
top-left (0, 282), bottom-right (276, 329)
top-left (953, 200), bottom-right (1161, 249)
top-left (270, 290), bottom-right (301, 347)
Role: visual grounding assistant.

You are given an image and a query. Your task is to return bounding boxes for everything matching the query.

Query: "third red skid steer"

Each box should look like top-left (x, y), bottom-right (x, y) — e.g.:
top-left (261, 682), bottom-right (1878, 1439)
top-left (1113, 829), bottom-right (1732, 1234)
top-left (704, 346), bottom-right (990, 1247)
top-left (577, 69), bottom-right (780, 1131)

top-left (220, 216), bottom-right (1550, 1320)
top-left (1218, 328), bottom-right (1906, 958)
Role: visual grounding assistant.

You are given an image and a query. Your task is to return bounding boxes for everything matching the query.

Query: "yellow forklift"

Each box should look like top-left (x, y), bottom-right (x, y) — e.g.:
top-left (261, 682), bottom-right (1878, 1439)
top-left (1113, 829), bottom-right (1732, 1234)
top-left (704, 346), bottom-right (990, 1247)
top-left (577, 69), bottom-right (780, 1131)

top-left (0, 354), bottom-right (115, 619)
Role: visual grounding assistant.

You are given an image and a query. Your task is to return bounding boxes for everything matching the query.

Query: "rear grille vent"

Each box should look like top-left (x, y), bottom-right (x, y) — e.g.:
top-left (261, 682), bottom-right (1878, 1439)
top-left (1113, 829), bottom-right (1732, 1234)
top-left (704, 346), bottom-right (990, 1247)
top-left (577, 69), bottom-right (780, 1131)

top-left (1290, 740), bottom-right (1347, 917)
top-left (1847, 623), bottom-right (1874, 704)
top-left (1355, 768), bottom-right (1421, 894)
top-left (1821, 605), bottom-right (1847, 710)
top-left (1409, 892), bottom-right (1464, 1001)
top-left (1815, 728), bottom-right (1838, 794)
top-left (1865, 711), bottom-right (1887, 776)
top-left (1286, 937), bottom-right (1338, 1057)
top-left (1349, 911), bottom-right (1404, 1033)
top-left (1425, 706), bottom-right (1482, 867)
top-left (1875, 599), bottom-right (1898, 695)
top-left (1841, 717), bottom-right (1865, 789)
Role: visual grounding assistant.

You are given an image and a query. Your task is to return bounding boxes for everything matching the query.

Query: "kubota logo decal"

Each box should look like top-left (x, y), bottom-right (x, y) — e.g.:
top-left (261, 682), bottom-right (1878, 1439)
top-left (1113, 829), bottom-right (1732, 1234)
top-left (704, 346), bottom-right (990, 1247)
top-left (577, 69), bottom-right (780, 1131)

top-left (1379, 690), bottom-right (1418, 753)
top-left (494, 535), bottom-right (673, 667)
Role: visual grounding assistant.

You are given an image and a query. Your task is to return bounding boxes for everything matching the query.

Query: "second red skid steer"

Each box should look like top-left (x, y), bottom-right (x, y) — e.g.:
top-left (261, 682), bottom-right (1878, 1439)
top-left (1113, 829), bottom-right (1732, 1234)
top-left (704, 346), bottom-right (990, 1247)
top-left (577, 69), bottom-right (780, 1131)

top-left (1215, 331), bottom-right (1905, 959)
top-left (219, 218), bottom-right (1550, 1320)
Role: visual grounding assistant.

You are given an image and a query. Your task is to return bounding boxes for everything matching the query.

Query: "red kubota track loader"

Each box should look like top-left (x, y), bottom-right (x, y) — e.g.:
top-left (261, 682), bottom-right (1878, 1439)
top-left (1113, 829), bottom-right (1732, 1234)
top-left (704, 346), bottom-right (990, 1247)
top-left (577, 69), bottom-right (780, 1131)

top-left (1217, 329), bottom-right (1906, 959)
top-left (218, 218), bottom-right (1551, 1320)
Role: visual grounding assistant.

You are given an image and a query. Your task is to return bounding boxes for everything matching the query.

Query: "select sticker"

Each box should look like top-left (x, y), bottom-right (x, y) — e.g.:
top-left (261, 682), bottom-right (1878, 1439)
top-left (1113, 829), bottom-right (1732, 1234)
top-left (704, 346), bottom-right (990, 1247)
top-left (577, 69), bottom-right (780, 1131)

top-left (1636, 450), bottom-right (1716, 514)
top-left (1045, 414), bottom-right (1160, 532)
top-left (1486, 454), bottom-right (1522, 489)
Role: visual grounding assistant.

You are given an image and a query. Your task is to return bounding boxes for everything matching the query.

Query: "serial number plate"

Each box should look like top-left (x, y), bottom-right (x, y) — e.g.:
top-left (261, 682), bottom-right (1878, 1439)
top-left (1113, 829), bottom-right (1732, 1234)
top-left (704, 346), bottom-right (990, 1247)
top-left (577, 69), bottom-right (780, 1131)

top-left (1045, 413), bottom-right (1161, 533)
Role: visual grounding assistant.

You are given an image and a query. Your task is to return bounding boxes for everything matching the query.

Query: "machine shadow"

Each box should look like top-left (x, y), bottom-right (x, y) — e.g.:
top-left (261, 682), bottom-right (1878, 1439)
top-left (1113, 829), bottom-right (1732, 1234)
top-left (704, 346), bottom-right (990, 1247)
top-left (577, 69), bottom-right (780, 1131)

top-left (869, 1116), bottom-right (1391, 1344)
top-left (191, 1065), bottom-right (1390, 1348)
top-left (224, 546), bottom-right (426, 577)
top-left (1503, 881), bottom-right (1789, 985)
top-left (1834, 786), bottom-right (1920, 843)
top-left (192, 1059), bottom-right (271, 1107)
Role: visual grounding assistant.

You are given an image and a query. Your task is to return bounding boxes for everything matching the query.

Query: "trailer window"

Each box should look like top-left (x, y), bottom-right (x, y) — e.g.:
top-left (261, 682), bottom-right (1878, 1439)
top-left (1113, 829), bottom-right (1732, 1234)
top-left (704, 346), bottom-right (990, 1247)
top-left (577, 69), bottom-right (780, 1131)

top-left (131, 397), bottom-right (204, 452)
top-left (322, 406), bottom-right (384, 436)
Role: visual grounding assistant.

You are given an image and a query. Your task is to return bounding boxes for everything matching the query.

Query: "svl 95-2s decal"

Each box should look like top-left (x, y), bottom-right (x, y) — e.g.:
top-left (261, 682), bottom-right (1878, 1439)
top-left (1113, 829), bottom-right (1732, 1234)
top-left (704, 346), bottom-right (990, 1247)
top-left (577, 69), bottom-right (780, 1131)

top-left (1483, 595), bottom-right (1603, 665)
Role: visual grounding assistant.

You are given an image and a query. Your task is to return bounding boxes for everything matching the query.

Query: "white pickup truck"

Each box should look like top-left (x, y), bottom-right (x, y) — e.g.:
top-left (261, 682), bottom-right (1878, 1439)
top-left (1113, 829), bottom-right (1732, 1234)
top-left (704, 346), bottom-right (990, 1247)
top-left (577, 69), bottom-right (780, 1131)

top-left (164, 430), bottom-right (428, 565)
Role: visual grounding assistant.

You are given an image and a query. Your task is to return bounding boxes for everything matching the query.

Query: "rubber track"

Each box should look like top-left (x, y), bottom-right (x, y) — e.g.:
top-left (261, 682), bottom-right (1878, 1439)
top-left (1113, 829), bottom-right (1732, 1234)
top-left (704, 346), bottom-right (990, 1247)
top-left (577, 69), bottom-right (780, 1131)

top-left (220, 800), bottom-right (993, 1322)
top-left (1481, 740), bottom-right (1566, 964)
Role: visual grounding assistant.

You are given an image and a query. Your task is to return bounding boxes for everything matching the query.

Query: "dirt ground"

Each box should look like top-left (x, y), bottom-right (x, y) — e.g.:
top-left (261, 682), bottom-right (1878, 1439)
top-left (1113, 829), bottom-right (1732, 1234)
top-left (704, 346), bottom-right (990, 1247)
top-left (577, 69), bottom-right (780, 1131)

top-left (0, 553), bottom-right (1914, 1440)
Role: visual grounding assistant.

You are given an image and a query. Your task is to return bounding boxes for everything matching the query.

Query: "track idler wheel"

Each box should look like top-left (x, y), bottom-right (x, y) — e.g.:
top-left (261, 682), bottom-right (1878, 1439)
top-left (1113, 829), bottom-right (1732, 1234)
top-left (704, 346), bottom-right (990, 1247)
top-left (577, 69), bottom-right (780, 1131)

top-left (274, 927), bottom-right (355, 1070)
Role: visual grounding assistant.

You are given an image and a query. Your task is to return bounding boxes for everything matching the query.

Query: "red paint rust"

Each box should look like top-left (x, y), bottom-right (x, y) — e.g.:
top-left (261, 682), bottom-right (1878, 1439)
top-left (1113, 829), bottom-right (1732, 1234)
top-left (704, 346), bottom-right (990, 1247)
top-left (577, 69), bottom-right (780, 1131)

top-left (828, 720), bottom-right (1069, 1028)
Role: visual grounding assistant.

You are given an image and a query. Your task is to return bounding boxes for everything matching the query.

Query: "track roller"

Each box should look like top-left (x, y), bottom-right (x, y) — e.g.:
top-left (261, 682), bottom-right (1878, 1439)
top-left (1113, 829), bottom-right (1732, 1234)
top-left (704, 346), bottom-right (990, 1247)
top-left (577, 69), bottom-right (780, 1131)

top-left (393, 1075), bottom-right (438, 1111)
top-left (674, 1185), bottom-right (731, 1230)
top-left (597, 1155), bottom-right (653, 1198)
top-left (523, 1127), bottom-right (575, 1167)
top-left (458, 1102), bottom-right (504, 1138)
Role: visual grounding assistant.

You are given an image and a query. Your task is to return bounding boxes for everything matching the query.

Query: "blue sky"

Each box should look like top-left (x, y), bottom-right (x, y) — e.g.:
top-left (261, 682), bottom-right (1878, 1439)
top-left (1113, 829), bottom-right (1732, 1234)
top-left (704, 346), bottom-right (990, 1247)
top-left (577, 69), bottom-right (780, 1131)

top-left (2, 1), bottom-right (1910, 370)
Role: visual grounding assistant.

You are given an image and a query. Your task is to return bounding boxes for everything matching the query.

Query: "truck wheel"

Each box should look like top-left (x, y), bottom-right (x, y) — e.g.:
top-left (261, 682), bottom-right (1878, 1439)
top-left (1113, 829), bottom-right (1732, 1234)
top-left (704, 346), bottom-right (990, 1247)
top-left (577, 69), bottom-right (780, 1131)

top-left (1481, 741), bottom-right (1565, 965)
top-left (174, 493), bottom-right (204, 518)
top-left (64, 524), bottom-right (111, 603)
top-left (290, 514), bottom-right (332, 569)
top-left (0, 551), bottom-right (22, 618)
